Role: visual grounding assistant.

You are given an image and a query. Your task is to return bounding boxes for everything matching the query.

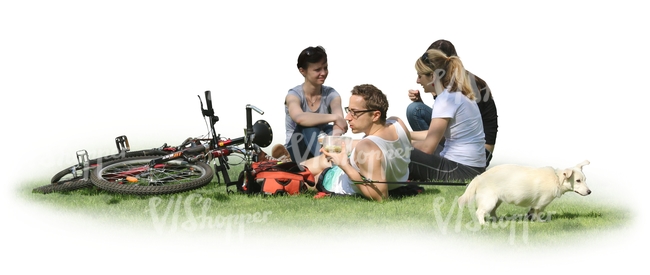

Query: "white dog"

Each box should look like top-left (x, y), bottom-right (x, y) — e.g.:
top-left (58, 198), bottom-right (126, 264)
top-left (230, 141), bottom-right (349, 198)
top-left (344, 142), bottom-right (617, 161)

top-left (458, 160), bottom-right (591, 225)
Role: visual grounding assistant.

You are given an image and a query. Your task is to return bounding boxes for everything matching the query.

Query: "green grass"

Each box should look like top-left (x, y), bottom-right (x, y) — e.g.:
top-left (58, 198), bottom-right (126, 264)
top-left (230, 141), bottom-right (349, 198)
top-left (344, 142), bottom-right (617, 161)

top-left (21, 164), bottom-right (633, 247)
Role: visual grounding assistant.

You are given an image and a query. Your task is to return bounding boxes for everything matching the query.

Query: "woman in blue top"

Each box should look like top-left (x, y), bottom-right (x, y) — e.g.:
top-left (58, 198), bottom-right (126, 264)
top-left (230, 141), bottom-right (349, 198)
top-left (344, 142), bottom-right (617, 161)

top-left (284, 46), bottom-right (348, 163)
top-left (408, 49), bottom-right (486, 183)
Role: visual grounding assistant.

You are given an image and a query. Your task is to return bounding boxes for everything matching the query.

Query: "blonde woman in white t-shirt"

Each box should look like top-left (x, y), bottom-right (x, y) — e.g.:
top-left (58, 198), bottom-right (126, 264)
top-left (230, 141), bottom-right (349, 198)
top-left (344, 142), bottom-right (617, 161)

top-left (408, 49), bottom-right (486, 183)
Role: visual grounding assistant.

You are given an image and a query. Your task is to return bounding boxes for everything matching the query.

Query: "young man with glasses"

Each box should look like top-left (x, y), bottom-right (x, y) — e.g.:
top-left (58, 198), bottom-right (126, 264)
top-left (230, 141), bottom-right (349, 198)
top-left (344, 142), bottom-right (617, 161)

top-left (296, 84), bottom-right (413, 201)
top-left (282, 45), bottom-right (348, 164)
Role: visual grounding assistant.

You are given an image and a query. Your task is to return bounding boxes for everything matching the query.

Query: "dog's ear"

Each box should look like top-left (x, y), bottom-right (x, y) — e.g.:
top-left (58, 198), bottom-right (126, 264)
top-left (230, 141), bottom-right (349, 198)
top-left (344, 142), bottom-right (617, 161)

top-left (564, 169), bottom-right (573, 179)
top-left (576, 160), bottom-right (590, 170)
top-left (558, 168), bottom-right (573, 183)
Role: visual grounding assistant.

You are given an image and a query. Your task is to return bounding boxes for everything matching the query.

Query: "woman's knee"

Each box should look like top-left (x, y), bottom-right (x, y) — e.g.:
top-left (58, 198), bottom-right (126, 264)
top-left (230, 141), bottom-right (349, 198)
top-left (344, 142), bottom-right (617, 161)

top-left (406, 102), bottom-right (431, 131)
top-left (406, 102), bottom-right (423, 116)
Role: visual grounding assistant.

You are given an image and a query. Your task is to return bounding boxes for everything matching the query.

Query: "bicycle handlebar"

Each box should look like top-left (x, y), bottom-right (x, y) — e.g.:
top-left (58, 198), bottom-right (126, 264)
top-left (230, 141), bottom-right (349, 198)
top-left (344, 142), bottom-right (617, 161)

top-left (217, 136), bottom-right (245, 147)
top-left (185, 144), bottom-right (208, 155)
top-left (200, 90), bottom-right (216, 118)
top-left (246, 104), bottom-right (264, 115)
top-left (245, 104), bottom-right (265, 150)
top-left (143, 90), bottom-right (272, 190)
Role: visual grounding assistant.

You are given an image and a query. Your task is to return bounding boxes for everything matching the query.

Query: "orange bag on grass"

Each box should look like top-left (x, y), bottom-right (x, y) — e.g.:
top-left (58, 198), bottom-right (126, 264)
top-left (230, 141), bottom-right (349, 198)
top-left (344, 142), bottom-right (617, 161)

top-left (237, 161), bottom-right (315, 195)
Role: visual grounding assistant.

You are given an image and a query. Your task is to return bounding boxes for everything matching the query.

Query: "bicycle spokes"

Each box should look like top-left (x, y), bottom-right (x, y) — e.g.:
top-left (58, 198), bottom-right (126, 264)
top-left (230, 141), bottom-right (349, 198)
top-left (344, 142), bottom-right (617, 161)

top-left (98, 160), bottom-right (204, 186)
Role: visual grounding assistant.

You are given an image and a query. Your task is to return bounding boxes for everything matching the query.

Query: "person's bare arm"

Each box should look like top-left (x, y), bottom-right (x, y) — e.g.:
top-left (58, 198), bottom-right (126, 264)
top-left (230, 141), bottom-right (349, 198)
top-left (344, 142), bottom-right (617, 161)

top-left (410, 130), bottom-right (428, 141)
top-left (485, 144), bottom-right (494, 153)
top-left (286, 94), bottom-right (341, 126)
top-left (412, 117), bottom-right (448, 155)
top-left (388, 117), bottom-right (412, 142)
top-left (329, 140), bottom-right (387, 201)
top-left (328, 96), bottom-right (348, 135)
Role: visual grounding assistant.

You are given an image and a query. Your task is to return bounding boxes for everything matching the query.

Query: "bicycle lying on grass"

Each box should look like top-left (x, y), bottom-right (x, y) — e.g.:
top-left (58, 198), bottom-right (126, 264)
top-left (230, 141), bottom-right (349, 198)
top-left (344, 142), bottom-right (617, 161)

top-left (34, 90), bottom-right (273, 196)
top-left (32, 136), bottom-right (169, 194)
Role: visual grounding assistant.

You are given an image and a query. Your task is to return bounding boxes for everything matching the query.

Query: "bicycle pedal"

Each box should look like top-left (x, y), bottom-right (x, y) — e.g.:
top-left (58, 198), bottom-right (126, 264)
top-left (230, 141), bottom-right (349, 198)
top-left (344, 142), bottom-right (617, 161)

top-left (115, 135), bottom-right (130, 153)
top-left (76, 150), bottom-right (90, 167)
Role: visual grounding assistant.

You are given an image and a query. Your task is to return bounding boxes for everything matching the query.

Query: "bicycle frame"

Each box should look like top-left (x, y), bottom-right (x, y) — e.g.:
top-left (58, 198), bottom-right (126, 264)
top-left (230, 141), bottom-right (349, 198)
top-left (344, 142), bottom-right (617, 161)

top-left (145, 90), bottom-right (270, 186)
top-left (42, 89), bottom-right (273, 195)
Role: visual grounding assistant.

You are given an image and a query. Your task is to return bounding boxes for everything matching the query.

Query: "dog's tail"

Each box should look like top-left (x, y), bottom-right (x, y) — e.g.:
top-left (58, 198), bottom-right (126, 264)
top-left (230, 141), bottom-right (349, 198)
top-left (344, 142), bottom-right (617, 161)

top-left (458, 175), bottom-right (480, 208)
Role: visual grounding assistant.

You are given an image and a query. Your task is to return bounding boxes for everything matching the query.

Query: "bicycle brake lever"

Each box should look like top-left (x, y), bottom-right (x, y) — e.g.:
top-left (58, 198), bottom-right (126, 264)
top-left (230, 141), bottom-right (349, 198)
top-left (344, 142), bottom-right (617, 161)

top-left (198, 94), bottom-right (205, 113)
top-left (199, 91), bottom-right (218, 120)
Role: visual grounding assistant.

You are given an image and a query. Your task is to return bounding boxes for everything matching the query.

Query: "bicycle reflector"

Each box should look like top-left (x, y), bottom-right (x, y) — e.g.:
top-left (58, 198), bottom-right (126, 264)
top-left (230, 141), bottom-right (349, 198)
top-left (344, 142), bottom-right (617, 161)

top-left (252, 120), bottom-right (273, 148)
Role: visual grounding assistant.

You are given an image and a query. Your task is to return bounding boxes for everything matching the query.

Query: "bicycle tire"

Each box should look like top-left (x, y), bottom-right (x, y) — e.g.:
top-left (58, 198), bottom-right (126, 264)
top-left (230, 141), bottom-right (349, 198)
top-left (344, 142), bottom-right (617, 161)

top-left (51, 149), bottom-right (169, 184)
top-left (90, 155), bottom-right (214, 196)
top-left (33, 178), bottom-right (94, 194)
top-left (51, 164), bottom-right (91, 184)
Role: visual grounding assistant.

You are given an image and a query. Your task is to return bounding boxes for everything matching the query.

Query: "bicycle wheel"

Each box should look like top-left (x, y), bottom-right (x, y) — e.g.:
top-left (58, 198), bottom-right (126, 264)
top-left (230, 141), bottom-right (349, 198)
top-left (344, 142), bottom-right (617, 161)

top-left (51, 163), bottom-right (92, 184)
top-left (90, 155), bottom-right (214, 195)
top-left (51, 149), bottom-right (169, 184)
top-left (33, 177), bottom-right (94, 194)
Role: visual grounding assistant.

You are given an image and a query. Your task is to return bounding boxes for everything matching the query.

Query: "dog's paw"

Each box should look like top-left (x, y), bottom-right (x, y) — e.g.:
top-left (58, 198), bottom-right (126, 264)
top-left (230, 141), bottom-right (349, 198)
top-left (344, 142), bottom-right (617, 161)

top-left (483, 215), bottom-right (499, 224)
top-left (525, 213), bottom-right (534, 221)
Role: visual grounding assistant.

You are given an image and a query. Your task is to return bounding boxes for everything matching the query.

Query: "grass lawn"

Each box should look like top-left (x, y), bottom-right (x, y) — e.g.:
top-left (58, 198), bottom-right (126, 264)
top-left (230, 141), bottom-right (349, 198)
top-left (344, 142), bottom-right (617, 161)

top-left (22, 163), bottom-right (633, 247)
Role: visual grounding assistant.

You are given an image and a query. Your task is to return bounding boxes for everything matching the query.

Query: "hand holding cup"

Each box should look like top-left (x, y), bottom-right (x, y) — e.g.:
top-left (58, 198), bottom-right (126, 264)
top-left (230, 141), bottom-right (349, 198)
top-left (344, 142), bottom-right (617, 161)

top-left (321, 142), bottom-right (348, 166)
top-left (321, 136), bottom-right (352, 166)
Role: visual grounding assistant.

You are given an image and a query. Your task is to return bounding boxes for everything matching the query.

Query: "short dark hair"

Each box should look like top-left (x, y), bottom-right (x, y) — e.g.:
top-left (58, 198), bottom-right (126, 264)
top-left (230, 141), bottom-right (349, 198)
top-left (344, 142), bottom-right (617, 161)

top-left (350, 84), bottom-right (388, 123)
top-left (297, 46), bottom-right (327, 69)
top-left (428, 39), bottom-right (457, 57)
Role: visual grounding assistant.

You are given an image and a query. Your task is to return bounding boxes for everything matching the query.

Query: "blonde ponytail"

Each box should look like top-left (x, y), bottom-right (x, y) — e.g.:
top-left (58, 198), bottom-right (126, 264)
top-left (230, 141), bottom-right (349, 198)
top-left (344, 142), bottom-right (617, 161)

top-left (415, 49), bottom-right (474, 100)
top-left (446, 56), bottom-right (474, 100)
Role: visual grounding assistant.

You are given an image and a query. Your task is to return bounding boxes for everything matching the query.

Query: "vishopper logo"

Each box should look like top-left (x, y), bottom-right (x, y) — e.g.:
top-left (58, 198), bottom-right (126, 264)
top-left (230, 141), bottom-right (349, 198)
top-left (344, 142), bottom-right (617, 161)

top-left (145, 193), bottom-right (272, 237)
top-left (430, 196), bottom-right (555, 245)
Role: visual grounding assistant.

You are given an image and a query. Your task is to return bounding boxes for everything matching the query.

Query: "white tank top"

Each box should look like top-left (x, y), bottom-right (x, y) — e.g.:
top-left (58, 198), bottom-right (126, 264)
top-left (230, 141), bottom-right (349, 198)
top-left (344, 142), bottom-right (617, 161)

top-left (327, 120), bottom-right (412, 195)
top-left (353, 119), bottom-right (412, 183)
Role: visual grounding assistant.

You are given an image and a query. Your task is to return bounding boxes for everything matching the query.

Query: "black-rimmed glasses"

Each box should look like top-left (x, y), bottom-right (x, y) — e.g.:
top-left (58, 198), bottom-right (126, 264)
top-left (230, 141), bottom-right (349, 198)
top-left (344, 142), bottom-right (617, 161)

top-left (344, 107), bottom-right (377, 118)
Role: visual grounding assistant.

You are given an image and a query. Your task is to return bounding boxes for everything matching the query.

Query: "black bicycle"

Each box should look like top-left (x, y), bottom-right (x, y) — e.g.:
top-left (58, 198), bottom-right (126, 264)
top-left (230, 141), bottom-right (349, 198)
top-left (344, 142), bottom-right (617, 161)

top-left (87, 90), bottom-right (273, 196)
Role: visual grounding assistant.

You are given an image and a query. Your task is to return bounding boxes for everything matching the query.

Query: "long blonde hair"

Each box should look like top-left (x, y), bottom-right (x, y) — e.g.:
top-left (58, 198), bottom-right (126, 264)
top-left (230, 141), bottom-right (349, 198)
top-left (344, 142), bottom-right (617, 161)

top-left (415, 49), bottom-right (474, 100)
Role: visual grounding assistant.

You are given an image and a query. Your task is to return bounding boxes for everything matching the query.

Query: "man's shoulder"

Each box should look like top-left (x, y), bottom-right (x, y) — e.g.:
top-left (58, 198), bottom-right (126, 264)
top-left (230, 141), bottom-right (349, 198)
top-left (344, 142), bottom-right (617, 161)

top-left (355, 138), bottom-right (382, 157)
top-left (387, 116), bottom-right (407, 129)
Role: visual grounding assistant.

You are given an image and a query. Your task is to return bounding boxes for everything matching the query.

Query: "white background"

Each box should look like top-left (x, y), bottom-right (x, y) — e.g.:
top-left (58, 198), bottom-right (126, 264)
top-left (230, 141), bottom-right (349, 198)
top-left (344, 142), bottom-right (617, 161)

top-left (1, 0), bottom-right (648, 273)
